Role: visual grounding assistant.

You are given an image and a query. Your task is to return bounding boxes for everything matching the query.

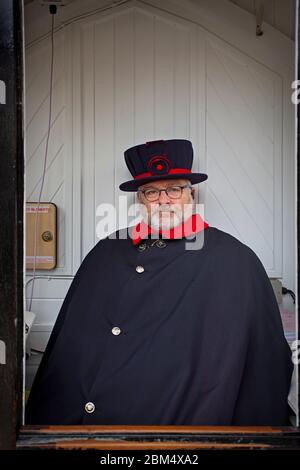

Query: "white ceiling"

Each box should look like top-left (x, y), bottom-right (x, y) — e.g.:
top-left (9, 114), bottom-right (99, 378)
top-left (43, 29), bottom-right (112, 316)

top-left (24, 0), bottom-right (296, 40)
top-left (230, 0), bottom-right (295, 40)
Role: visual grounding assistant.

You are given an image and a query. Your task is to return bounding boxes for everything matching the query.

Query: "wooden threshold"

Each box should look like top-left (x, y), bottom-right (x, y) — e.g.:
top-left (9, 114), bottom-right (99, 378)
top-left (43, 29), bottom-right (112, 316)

top-left (17, 425), bottom-right (300, 450)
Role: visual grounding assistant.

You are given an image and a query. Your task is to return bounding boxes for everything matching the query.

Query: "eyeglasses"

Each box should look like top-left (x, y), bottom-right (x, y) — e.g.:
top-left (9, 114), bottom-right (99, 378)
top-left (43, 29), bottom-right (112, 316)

top-left (138, 184), bottom-right (192, 202)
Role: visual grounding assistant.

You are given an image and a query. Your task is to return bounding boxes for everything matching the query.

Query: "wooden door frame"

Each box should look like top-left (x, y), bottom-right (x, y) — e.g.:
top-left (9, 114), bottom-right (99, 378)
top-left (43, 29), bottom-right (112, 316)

top-left (0, 0), bottom-right (24, 451)
top-left (0, 0), bottom-right (299, 452)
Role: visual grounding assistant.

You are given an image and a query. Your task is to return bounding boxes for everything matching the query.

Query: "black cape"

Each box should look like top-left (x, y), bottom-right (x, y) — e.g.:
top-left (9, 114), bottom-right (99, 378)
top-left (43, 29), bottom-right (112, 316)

top-left (25, 225), bottom-right (294, 425)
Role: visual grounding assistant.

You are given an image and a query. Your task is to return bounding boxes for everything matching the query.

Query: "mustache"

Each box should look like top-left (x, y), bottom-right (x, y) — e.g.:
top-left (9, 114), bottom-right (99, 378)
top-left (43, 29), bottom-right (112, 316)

top-left (151, 205), bottom-right (190, 218)
top-left (152, 205), bottom-right (175, 213)
top-left (139, 202), bottom-right (194, 221)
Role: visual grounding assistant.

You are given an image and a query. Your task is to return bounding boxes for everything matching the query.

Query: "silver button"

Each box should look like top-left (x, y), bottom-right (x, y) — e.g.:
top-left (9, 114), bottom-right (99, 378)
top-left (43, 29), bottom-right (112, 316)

top-left (112, 326), bottom-right (121, 336)
top-left (85, 402), bottom-right (95, 413)
top-left (136, 265), bottom-right (145, 273)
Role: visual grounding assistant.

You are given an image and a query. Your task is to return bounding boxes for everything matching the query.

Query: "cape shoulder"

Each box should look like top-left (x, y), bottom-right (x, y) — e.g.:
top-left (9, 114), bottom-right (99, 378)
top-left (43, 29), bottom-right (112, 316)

top-left (194, 225), bottom-right (267, 273)
top-left (86, 225), bottom-right (267, 282)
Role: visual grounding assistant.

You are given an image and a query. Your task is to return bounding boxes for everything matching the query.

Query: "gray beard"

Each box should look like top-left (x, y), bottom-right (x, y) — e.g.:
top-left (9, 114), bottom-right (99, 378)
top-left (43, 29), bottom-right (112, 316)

top-left (143, 202), bottom-right (195, 232)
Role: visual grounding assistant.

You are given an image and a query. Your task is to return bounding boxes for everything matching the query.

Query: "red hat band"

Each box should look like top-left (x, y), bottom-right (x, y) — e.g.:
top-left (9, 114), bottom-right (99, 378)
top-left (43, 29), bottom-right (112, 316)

top-left (134, 168), bottom-right (192, 180)
top-left (134, 155), bottom-right (191, 180)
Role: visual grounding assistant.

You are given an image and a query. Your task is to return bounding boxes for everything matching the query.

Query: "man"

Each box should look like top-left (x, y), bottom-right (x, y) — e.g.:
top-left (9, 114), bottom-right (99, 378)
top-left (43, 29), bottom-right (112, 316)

top-left (26, 139), bottom-right (293, 425)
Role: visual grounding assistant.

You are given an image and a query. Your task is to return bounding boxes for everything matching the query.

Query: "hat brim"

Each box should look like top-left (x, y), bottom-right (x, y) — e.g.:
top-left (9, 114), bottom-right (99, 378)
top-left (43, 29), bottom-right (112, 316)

top-left (119, 173), bottom-right (208, 192)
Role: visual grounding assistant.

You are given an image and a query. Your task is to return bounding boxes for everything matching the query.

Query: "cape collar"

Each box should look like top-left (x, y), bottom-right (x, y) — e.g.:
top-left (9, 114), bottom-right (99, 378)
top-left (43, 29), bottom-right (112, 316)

top-left (131, 213), bottom-right (209, 246)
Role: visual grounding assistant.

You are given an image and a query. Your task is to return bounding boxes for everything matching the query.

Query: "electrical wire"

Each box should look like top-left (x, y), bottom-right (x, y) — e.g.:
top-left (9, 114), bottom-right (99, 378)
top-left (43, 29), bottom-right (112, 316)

top-left (26, 275), bottom-right (74, 290)
top-left (28, 9), bottom-right (55, 311)
top-left (26, 0), bottom-right (131, 50)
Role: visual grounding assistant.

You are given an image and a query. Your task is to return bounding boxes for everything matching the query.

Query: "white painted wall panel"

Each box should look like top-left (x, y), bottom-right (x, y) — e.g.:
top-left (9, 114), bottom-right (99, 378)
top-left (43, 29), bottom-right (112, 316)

top-left (25, 29), bottom-right (72, 274)
top-left (205, 39), bottom-right (282, 274)
top-left (94, 17), bottom-right (115, 236)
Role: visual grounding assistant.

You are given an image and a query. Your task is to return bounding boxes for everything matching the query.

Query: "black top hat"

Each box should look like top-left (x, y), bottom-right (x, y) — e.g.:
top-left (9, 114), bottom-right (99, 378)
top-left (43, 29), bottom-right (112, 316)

top-left (119, 139), bottom-right (208, 192)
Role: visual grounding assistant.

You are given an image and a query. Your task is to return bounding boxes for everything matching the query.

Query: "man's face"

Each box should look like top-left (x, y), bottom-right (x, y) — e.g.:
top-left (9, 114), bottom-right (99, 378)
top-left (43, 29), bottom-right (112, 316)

top-left (137, 178), bottom-right (195, 231)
